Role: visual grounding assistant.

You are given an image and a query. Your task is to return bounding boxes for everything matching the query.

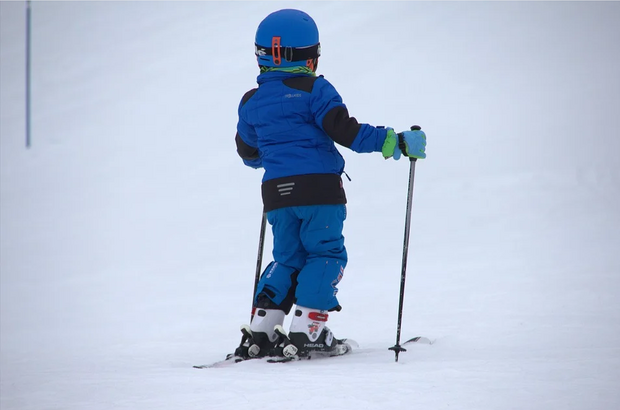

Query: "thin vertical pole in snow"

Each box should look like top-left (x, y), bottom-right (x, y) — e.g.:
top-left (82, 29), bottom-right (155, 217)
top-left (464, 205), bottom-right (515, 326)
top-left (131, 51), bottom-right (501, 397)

top-left (25, 0), bottom-right (32, 148)
top-left (251, 212), bottom-right (267, 322)
top-left (233, 212), bottom-right (267, 353)
top-left (389, 126), bottom-right (420, 362)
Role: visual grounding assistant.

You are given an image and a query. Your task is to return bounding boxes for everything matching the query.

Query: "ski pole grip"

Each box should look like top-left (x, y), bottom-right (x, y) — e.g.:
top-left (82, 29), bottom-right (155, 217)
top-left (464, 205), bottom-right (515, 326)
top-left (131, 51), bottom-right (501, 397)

top-left (398, 125), bottom-right (422, 162)
top-left (409, 125), bottom-right (421, 162)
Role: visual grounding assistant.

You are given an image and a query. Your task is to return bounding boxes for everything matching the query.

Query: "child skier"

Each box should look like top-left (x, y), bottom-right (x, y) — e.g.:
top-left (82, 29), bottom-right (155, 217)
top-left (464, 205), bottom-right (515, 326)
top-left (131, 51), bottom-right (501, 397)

top-left (234, 9), bottom-right (427, 360)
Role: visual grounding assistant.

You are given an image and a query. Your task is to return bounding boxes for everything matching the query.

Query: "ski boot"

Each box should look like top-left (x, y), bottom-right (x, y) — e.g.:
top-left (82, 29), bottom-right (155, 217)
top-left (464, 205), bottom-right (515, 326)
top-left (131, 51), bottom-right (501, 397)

top-left (233, 308), bottom-right (285, 359)
top-left (280, 306), bottom-right (341, 359)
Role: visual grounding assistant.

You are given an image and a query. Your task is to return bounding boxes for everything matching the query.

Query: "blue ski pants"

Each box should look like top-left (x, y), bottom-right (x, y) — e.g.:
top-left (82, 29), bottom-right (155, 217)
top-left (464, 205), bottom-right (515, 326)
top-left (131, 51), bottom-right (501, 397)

top-left (254, 204), bottom-right (347, 311)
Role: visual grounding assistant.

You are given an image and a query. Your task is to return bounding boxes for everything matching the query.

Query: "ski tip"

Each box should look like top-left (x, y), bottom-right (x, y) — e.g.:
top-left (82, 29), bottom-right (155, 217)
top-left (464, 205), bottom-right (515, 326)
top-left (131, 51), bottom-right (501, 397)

top-left (194, 355), bottom-right (245, 368)
top-left (403, 336), bottom-right (434, 345)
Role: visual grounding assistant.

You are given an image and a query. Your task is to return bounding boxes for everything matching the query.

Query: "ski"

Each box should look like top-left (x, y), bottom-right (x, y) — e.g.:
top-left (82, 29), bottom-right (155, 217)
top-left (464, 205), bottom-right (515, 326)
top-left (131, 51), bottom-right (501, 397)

top-left (193, 354), bottom-right (247, 369)
top-left (266, 339), bottom-right (353, 363)
top-left (403, 336), bottom-right (433, 345)
top-left (194, 338), bottom-right (357, 368)
top-left (268, 324), bottom-right (357, 363)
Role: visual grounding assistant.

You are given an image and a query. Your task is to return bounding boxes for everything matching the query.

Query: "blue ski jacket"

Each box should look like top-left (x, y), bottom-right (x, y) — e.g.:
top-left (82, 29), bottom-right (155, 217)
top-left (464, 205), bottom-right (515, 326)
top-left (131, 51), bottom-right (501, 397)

top-left (235, 70), bottom-right (389, 211)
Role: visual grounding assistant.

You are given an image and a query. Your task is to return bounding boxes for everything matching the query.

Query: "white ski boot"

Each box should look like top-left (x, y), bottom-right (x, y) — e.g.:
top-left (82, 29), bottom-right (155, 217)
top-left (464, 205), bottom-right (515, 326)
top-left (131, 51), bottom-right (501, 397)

top-left (248, 308), bottom-right (285, 357)
top-left (283, 305), bottom-right (339, 358)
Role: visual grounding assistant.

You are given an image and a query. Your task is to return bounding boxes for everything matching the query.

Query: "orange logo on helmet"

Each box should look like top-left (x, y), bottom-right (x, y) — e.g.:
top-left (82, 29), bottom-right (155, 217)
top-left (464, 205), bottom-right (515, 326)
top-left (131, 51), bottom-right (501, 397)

top-left (272, 36), bottom-right (281, 66)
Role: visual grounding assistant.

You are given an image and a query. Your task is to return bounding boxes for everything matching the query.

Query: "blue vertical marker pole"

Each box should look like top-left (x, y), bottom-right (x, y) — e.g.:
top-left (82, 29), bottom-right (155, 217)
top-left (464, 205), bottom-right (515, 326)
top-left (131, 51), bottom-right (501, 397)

top-left (25, 0), bottom-right (32, 148)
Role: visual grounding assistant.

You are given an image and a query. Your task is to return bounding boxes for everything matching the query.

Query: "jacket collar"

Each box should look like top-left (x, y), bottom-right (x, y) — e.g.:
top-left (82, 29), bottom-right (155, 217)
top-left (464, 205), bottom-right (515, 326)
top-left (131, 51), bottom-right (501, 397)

top-left (257, 70), bottom-right (314, 85)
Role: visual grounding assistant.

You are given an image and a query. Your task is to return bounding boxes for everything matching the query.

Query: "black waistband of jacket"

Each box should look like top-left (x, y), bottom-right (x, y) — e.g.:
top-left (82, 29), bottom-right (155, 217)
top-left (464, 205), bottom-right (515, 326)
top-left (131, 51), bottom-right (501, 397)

top-left (261, 173), bottom-right (347, 212)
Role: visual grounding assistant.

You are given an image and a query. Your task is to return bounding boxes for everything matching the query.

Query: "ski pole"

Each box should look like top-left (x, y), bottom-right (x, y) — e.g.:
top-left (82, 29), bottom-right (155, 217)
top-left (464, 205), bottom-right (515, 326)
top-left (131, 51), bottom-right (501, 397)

top-left (250, 211), bottom-right (267, 322)
top-left (389, 125), bottom-right (421, 362)
top-left (236, 211), bottom-right (267, 351)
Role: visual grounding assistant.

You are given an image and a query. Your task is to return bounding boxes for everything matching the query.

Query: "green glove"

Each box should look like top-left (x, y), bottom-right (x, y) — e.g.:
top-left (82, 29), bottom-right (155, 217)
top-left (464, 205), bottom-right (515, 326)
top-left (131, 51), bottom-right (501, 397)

top-left (382, 129), bottom-right (401, 160)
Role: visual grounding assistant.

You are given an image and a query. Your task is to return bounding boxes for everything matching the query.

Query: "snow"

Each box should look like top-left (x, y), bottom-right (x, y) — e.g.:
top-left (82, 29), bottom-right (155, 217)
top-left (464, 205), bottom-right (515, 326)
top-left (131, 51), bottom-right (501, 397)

top-left (1, 1), bottom-right (619, 409)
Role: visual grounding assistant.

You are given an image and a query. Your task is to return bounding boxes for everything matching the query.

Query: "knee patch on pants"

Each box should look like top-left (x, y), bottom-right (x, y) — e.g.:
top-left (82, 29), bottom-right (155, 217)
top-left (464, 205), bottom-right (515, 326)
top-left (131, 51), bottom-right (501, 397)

top-left (254, 262), bottom-right (299, 314)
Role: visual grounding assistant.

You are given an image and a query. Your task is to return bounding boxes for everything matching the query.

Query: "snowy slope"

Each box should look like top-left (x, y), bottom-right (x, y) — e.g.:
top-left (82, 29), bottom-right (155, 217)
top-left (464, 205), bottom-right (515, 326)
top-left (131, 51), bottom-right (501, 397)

top-left (1, 2), bottom-right (619, 409)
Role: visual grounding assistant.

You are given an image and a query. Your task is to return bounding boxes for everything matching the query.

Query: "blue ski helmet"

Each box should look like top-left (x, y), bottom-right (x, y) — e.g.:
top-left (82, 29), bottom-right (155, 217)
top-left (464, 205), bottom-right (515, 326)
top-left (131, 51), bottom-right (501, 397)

top-left (255, 9), bottom-right (321, 69)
